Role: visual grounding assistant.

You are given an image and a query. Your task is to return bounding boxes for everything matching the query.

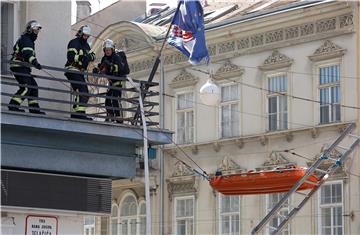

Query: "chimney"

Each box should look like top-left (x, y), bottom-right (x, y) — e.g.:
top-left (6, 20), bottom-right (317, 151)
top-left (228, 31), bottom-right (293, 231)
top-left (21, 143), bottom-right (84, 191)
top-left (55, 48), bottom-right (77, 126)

top-left (76, 1), bottom-right (91, 21)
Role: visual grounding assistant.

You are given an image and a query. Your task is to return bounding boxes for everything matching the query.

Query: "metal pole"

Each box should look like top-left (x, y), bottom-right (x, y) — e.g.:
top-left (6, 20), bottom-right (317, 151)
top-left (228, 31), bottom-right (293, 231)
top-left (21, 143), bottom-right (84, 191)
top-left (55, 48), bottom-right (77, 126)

top-left (159, 56), bottom-right (165, 235)
top-left (127, 77), bottom-right (152, 235)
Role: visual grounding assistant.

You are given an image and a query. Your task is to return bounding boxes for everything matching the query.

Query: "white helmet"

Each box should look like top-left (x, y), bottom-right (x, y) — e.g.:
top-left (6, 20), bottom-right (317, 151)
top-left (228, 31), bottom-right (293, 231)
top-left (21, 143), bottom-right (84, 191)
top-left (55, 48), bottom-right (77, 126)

top-left (77, 25), bottom-right (91, 37)
top-left (25, 20), bottom-right (42, 34)
top-left (103, 39), bottom-right (115, 50)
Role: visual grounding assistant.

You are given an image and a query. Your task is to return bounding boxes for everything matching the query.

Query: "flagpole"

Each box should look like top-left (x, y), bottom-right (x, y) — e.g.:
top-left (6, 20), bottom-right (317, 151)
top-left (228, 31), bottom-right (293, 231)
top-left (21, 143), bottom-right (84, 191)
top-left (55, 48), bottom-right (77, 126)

top-left (132, 1), bottom-right (181, 124)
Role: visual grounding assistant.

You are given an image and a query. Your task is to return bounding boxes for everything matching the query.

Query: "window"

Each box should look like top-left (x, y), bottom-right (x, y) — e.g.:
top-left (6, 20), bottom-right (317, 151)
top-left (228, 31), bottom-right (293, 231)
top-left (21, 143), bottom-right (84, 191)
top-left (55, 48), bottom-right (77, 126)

top-left (176, 92), bottom-right (194, 144)
top-left (138, 202), bottom-right (146, 235)
top-left (1, 2), bottom-right (14, 75)
top-left (267, 193), bottom-right (290, 235)
top-left (84, 216), bottom-right (95, 235)
top-left (219, 194), bottom-right (240, 235)
top-left (220, 84), bottom-right (239, 138)
top-left (120, 195), bottom-right (137, 235)
top-left (319, 64), bottom-right (340, 124)
top-left (174, 196), bottom-right (195, 235)
top-left (111, 205), bottom-right (119, 235)
top-left (318, 181), bottom-right (343, 235)
top-left (267, 74), bottom-right (288, 131)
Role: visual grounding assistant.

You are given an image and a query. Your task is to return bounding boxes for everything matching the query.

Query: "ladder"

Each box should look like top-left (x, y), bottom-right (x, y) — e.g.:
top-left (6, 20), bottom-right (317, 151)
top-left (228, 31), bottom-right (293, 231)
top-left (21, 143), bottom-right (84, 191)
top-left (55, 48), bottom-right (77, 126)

top-left (252, 123), bottom-right (360, 235)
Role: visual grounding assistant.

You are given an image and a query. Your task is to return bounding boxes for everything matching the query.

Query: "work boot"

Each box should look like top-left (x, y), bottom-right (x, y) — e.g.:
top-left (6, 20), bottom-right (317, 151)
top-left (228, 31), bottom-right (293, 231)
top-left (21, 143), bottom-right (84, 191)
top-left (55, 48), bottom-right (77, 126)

top-left (71, 112), bottom-right (92, 121)
top-left (8, 105), bottom-right (25, 112)
top-left (29, 103), bottom-right (46, 115)
top-left (8, 99), bottom-right (25, 112)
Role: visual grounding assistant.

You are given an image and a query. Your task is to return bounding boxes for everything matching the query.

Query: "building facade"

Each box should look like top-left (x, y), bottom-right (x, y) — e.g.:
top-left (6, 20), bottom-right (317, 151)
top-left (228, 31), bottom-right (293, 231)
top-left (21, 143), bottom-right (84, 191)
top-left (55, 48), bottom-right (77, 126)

top-left (91, 1), bottom-right (360, 234)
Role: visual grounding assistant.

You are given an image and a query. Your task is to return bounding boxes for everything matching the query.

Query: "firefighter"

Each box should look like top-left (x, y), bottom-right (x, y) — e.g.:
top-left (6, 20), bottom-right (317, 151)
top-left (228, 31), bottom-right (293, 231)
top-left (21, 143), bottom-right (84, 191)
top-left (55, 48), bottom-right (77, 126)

top-left (64, 25), bottom-right (95, 120)
top-left (93, 39), bottom-right (129, 123)
top-left (8, 20), bottom-right (45, 114)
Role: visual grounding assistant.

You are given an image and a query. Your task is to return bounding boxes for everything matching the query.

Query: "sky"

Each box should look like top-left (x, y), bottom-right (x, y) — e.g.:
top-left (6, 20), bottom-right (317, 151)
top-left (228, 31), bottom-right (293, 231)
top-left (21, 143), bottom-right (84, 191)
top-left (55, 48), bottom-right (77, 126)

top-left (71, 0), bottom-right (179, 24)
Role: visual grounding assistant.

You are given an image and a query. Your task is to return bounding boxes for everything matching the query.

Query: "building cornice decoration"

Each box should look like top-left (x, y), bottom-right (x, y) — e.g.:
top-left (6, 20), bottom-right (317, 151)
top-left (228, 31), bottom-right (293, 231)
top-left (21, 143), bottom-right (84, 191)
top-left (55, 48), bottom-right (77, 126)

top-left (167, 161), bottom-right (198, 199)
top-left (263, 151), bottom-right (291, 167)
top-left (172, 161), bottom-right (194, 177)
top-left (129, 11), bottom-right (353, 73)
top-left (169, 69), bottom-right (199, 89)
top-left (213, 59), bottom-right (244, 80)
top-left (309, 40), bottom-right (346, 61)
top-left (166, 175), bottom-right (199, 200)
top-left (218, 156), bottom-right (245, 175)
top-left (259, 50), bottom-right (293, 71)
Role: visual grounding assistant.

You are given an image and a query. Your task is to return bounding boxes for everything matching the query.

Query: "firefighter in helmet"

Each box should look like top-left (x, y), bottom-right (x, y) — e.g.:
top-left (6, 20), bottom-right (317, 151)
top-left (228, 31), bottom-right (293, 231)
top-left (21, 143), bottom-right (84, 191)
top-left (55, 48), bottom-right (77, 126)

top-left (93, 39), bottom-right (129, 123)
top-left (64, 25), bottom-right (96, 120)
top-left (8, 20), bottom-right (45, 114)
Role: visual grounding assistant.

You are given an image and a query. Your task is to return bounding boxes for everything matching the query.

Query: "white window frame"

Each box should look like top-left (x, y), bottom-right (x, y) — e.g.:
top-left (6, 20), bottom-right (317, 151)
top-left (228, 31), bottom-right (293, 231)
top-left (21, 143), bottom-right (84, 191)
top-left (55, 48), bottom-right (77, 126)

top-left (317, 180), bottom-right (344, 235)
top-left (173, 195), bottom-right (195, 235)
top-left (266, 193), bottom-right (290, 235)
top-left (265, 72), bottom-right (289, 132)
top-left (175, 90), bottom-right (195, 144)
top-left (218, 194), bottom-right (241, 235)
top-left (312, 58), bottom-right (343, 125)
top-left (119, 194), bottom-right (138, 235)
top-left (219, 83), bottom-right (240, 138)
top-left (110, 204), bottom-right (119, 235)
top-left (84, 216), bottom-right (96, 235)
top-left (138, 200), bottom-right (146, 235)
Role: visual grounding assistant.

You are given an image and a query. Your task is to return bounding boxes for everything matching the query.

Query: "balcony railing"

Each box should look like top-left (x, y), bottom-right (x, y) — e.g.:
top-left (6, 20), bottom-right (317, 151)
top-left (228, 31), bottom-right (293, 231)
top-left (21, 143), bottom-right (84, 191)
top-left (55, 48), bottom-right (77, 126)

top-left (1, 61), bottom-right (159, 126)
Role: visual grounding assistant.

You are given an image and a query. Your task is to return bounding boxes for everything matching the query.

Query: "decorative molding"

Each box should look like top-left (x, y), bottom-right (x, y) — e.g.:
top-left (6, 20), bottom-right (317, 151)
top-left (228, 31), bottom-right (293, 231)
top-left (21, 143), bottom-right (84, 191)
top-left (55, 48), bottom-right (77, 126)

top-left (167, 175), bottom-right (198, 200)
top-left (259, 50), bottom-right (293, 70)
top-left (169, 69), bottom-right (199, 89)
top-left (311, 128), bottom-right (319, 139)
top-left (191, 145), bottom-right (198, 155)
top-left (263, 151), bottom-right (291, 167)
top-left (213, 59), bottom-right (244, 80)
top-left (235, 139), bottom-right (244, 149)
top-left (285, 132), bottom-right (294, 142)
top-left (259, 135), bottom-right (268, 146)
top-left (213, 142), bottom-right (221, 152)
top-left (172, 161), bottom-right (194, 177)
top-left (167, 161), bottom-right (198, 200)
top-left (309, 40), bottom-right (346, 61)
top-left (217, 156), bottom-right (245, 175)
top-left (129, 13), bottom-right (354, 73)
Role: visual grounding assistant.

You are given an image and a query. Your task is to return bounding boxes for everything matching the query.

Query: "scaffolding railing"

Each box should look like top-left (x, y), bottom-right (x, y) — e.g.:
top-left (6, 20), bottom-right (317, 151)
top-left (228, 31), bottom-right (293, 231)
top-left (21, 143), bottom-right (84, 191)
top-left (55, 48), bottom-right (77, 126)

top-left (1, 61), bottom-right (159, 126)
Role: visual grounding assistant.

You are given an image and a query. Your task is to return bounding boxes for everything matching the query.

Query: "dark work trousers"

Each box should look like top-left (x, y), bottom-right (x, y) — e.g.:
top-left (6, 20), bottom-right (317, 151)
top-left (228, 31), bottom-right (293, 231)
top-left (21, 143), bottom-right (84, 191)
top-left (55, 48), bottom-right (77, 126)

top-left (105, 84), bottom-right (122, 120)
top-left (9, 66), bottom-right (41, 112)
top-left (65, 71), bottom-right (89, 113)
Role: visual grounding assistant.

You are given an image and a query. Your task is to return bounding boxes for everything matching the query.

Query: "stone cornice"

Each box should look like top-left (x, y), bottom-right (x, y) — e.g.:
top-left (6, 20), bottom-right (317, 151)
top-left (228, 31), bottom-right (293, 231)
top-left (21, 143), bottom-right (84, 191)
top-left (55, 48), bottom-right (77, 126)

top-left (213, 59), bottom-right (244, 80)
top-left (217, 156), bottom-right (246, 175)
top-left (128, 5), bottom-right (354, 74)
top-left (169, 69), bottom-right (199, 89)
top-left (308, 40), bottom-right (347, 62)
top-left (259, 50), bottom-right (293, 71)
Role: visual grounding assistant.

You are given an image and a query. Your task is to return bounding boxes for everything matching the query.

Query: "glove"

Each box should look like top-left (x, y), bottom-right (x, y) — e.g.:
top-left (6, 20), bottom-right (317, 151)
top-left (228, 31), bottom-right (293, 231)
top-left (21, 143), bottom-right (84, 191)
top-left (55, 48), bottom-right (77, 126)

top-left (88, 52), bottom-right (96, 61)
top-left (32, 60), bottom-right (42, 70)
top-left (102, 59), bottom-right (112, 72)
top-left (82, 54), bottom-right (90, 65)
top-left (92, 67), bottom-right (99, 73)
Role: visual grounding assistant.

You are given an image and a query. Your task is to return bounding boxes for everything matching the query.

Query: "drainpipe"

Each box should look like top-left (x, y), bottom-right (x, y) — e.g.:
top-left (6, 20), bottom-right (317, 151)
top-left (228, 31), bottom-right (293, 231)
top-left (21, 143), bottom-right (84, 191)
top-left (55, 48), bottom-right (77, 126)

top-left (159, 54), bottom-right (165, 235)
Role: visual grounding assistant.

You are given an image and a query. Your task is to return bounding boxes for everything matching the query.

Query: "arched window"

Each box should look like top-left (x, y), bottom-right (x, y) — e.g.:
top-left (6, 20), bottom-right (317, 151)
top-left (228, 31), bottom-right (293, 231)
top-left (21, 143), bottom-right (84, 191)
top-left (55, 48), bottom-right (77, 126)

top-left (138, 201), bottom-right (146, 235)
top-left (120, 195), bottom-right (138, 235)
top-left (111, 204), bottom-right (119, 235)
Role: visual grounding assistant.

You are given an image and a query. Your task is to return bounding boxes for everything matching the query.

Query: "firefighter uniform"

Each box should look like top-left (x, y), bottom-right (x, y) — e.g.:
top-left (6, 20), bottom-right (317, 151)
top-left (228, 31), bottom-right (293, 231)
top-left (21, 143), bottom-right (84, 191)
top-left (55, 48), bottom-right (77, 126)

top-left (9, 20), bottom-right (44, 114)
top-left (64, 25), bottom-right (95, 120)
top-left (94, 39), bottom-right (129, 123)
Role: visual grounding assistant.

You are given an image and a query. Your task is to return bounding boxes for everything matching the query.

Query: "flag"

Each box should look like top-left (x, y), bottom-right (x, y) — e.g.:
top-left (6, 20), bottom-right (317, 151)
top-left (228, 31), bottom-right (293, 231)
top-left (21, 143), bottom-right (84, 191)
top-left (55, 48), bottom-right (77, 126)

top-left (167, 0), bottom-right (210, 65)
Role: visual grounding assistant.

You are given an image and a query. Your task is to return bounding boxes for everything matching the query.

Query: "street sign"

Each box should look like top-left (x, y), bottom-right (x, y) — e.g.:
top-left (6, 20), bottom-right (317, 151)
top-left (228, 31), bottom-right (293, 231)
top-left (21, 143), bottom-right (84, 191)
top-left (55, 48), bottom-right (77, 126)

top-left (25, 215), bottom-right (58, 235)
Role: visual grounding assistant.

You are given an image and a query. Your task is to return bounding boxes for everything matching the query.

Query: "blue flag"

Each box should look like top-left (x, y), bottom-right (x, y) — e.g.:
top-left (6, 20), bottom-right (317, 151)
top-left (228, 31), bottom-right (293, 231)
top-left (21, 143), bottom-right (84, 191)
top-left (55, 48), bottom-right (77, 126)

top-left (167, 0), bottom-right (210, 65)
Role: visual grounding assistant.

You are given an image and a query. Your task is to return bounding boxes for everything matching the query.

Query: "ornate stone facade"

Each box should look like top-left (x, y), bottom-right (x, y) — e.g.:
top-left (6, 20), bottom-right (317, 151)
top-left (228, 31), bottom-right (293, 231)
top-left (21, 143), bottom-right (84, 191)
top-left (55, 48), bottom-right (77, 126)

top-left (213, 59), bottom-right (244, 80)
top-left (129, 12), bottom-right (353, 73)
top-left (259, 50), bottom-right (293, 70)
top-left (309, 40), bottom-right (346, 61)
top-left (169, 69), bottom-right (199, 89)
